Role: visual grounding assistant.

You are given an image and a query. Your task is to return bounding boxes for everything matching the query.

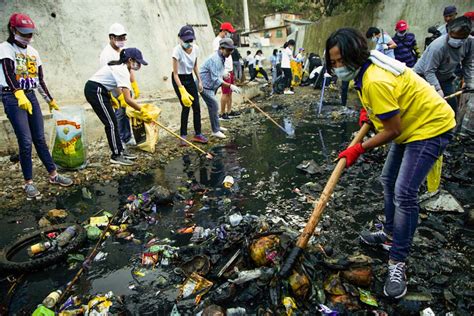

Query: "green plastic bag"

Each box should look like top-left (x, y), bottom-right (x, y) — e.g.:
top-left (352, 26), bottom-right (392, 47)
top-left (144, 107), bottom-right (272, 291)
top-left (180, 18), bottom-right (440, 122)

top-left (32, 305), bottom-right (55, 316)
top-left (87, 225), bottom-right (102, 240)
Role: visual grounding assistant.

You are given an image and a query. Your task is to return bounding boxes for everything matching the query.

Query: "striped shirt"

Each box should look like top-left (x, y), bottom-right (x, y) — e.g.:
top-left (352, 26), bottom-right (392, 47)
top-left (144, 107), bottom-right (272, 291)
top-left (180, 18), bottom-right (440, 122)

top-left (199, 51), bottom-right (225, 91)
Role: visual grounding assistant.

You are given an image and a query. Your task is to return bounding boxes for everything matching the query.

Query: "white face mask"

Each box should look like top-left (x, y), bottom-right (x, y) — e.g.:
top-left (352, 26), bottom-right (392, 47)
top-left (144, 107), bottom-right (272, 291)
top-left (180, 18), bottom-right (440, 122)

top-left (447, 37), bottom-right (465, 48)
top-left (130, 61), bottom-right (140, 71)
top-left (14, 34), bottom-right (32, 46)
top-left (182, 42), bottom-right (192, 50)
top-left (396, 31), bottom-right (406, 37)
top-left (115, 40), bottom-right (126, 48)
top-left (333, 66), bottom-right (360, 81)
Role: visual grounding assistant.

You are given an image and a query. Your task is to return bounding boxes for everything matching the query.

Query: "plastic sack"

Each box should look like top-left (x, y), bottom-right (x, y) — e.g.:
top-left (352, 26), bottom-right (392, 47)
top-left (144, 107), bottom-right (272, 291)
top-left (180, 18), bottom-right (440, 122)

top-left (126, 104), bottom-right (161, 153)
top-left (51, 108), bottom-right (87, 170)
top-left (427, 155), bottom-right (443, 192)
top-left (290, 60), bottom-right (302, 87)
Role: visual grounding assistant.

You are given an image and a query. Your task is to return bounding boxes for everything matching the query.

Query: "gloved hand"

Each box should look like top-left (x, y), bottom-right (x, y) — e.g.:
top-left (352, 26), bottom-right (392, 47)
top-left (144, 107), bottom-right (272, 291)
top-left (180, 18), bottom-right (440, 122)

top-left (230, 84), bottom-right (241, 94)
top-left (178, 86), bottom-right (194, 107)
top-left (14, 90), bottom-right (32, 115)
top-left (381, 44), bottom-right (389, 50)
top-left (223, 71), bottom-right (230, 80)
top-left (117, 94), bottom-right (129, 108)
top-left (437, 89), bottom-right (444, 98)
top-left (358, 107), bottom-right (370, 127)
top-left (110, 93), bottom-right (120, 109)
top-left (48, 99), bottom-right (59, 113)
top-left (140, 107), bottom-right (153, 123)
top-left (131, 81), bottom-right (140, 99)
top-left (256, 65), bottom-right (260, 71)
top-left (338, 143), bottom-right (365, 168)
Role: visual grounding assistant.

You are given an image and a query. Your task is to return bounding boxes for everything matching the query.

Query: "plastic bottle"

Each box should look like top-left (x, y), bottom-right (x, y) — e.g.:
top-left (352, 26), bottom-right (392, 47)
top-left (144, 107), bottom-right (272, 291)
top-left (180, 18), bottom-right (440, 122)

top-left (229, 213), bottom-right (243, 227)
top-left (226, 307), bottom-right (246, 316)
top-left (56, 226), bottom-right (76, 247)
top-left (42, 290), bottom-right (62, 308)
top-left (28, 241), bottom-right (53, 257)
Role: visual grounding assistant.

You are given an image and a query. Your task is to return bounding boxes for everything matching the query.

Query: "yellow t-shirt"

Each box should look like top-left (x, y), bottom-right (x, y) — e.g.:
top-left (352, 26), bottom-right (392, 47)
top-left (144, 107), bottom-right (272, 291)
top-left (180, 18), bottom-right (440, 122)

top-left (357, 64), bottom-right (455, 144)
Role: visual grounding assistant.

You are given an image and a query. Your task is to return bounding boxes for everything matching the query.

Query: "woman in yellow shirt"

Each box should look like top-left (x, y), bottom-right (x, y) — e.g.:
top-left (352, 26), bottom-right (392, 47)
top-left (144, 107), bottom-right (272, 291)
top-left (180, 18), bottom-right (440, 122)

top-left (325, 28), bottom-right (455, 299)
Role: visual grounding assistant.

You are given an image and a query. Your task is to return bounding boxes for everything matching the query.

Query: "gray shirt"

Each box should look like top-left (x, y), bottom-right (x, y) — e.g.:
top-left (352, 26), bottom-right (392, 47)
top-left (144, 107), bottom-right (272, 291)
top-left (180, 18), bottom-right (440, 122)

top-left (414, 34), bottom-right (473, 91)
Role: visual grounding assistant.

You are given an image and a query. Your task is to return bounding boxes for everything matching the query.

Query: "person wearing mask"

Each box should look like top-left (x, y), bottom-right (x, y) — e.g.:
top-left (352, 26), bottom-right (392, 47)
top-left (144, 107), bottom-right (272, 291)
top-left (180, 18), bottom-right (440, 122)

top-left (392, 20), bottom-right (421, 68)
top-left (250, 50), bottom-right (269, 82)
top-left (0, 13), bottom-right (73, 199)
top-left (326, 27), bottom-right (455, 299)
top-left (200, 38), bottom-right (241, 139)
top-left (99, 23), bottom-right (140, 148)
top-left (171, 25), bottom-right (207, 146)
top-left (212, 22), bottom-right (236, 122)
top-left (85, 48), bottom-right (152, 166)
top-left (281, 40), bottom-right (296, 95)
top-left (414, 16), bottom-right (473, 115)
top-left (438, 5), bottom-right (457, 36)
top-left (296, 48), bottom-right (306, 65)
top-left (366, 27), bottom-right (397, 58)
top-left (231, 48), bottom-right (242, 83)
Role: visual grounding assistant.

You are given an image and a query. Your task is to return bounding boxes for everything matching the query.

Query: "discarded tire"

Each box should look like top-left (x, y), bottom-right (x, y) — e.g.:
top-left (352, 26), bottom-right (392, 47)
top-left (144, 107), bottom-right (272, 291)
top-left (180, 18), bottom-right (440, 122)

top-left (0, 223), bottom-right (86, 273)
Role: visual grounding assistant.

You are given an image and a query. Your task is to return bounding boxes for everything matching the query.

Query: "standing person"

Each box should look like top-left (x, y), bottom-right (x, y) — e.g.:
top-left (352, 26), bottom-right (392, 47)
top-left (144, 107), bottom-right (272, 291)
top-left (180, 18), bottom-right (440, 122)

top-left (437, 5), bottom-right (457, 35)
top-left (85, 48), bottom-right (152, 166)
top-left (281, 40), bottom-right (296, 95)
top-left (245, 50), bottom-right (255, 81)
top-left (366, 27), bottom-right (397, 58)
top-left (231, 48), bottom-right (242, 83)
top-left (326, 28), bottom-right (455, 299)
top-left (414, 16), bottom-right (473, 115)
top-left (171, 25), bottom-right (208, 146)
top-left (99, 23), bottom-right (140, 147)
top-left (392, 20), bottom-right (421, 68)
top-left (296, 48), bottom-right (306, 65)
top-left (0, 13), bottom-right (73, 199)
top-left (199, 38), bottom-right (241, 139)
top-left (212, 22), bottom-right (236, 121)
top-left (269, 49), bottom-right (279, 89)
top-left (250, 50), bottom-right (269, 82)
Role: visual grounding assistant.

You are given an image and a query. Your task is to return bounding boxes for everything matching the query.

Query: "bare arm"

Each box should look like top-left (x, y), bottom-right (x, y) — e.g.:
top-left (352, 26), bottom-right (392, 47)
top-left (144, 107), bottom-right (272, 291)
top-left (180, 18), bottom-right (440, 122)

top-left (361, 114), bottom-right (401, 150)
top-left (172, 58), bottom-right (183, 87)
top-left (121, 87), bottom-right (141, 111)
top-left (388, 39), bottom-right (397, 49)
top-left (193, 58), bottom-right (203, 92)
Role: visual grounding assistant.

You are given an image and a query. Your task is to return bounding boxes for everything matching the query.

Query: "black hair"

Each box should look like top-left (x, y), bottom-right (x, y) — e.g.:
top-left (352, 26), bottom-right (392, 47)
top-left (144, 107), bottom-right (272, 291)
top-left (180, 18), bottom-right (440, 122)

top-left (107, 49), bottom-right (130, 66)
top-left (283, 42), bottom-right (288, 48)
top-left (273, 49), bottom-right (277, 56)
top-left (7, 21), bottom-right (15, 43)
top-left (366, 27), bottom-right (380, 38)
top-left (447, 16), bottom-right (472, 35)
top-left (287, 39), bottom-right (295, 46)
top-left (255, 49), bottom-right (262, 57)
top-left (325, 28), bottom-right (370, 73)
top-left (246, 50), bottom-right (251, 55)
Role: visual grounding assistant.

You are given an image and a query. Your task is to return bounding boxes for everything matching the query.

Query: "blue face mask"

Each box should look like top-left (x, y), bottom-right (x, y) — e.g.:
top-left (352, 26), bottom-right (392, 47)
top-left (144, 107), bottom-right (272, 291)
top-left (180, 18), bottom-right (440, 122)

top-left (371, 37), bottom-right (378, 43)
top-left (334, 66), bottom-right (360, 81)
top-left (182, 42), bottom-right (192, 50)
top-left (447, 37), bottom-right (464, 48)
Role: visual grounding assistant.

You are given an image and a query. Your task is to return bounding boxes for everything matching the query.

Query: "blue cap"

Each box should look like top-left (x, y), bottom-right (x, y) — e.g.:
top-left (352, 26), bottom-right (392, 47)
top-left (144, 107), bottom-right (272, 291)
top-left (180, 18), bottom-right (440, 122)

top-left (123, 48), bottom-right (148, 65)
top-left (443, 5), bottom-right (457, 16)
top-left (178, 25), bottom-right (195, 42)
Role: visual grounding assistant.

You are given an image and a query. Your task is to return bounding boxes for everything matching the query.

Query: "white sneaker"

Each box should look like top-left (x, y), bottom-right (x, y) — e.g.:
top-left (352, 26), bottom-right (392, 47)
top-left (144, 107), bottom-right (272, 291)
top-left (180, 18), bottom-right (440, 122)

top-left (284, 90), bottom-right (295, 95)
top-left (211, 131), bottom-right (227, 139)
top-left (125, 138), bottom-right (136, 146)
top-left (219, 126), bottom-right (228, 132)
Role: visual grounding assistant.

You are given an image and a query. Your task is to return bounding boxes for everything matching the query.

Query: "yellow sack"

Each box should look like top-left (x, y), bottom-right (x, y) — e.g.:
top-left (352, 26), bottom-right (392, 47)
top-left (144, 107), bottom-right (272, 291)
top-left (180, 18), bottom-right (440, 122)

top-left (427, 155), bottom-right (443, 192)
top-left (126, 103), bottom-right (161, 153)
top-left (290, 60), bottom-right (303, 87)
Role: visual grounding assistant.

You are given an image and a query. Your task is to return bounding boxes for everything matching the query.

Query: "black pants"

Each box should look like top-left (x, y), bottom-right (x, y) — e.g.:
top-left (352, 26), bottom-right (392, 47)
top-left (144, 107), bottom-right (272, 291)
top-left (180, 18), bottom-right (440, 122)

top-left (282, 68), bottom-right (292, 89)
top-left (248, 65), bottom-right (256, 80)
top-left (172, 73), bottom-right (201, 136)
top-left (250, 67), bottom-right (269, 81)
top-left (84, 81), bottom-right (123, 156)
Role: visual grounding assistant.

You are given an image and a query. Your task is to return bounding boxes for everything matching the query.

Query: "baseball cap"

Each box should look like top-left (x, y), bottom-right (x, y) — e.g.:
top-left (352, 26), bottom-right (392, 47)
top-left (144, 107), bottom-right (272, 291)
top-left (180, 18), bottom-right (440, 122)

top-left (443, 5), bottom-right (457, 16)
top-left (220, 22), bottom-right (236, 33)
top-left (464, 11), bottom-right (474, 21)
top-left (395, 20), bottom-right (408, 31)
top-left (109, 23), bottom-right (127, 36)
top-left (219, 38), bottom-right (235, 50)
top-left (123, 48), bottom-right (148, 65)
top-left (178, 25), bottom-right (195, 42)
top-left (9, 13), bottom-right (35, 34)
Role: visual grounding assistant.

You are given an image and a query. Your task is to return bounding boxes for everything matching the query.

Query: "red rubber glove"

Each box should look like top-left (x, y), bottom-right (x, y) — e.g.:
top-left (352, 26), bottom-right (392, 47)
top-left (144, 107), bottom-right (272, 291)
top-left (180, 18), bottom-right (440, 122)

top-left (338, 143), bottom-right (365, 168)
top-left (359, 108), bottom-right (369, 127)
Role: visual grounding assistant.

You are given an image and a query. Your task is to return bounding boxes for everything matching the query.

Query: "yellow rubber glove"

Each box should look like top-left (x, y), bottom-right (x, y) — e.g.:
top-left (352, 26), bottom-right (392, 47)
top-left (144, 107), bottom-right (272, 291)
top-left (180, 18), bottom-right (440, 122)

top-left (117, 94), bottom-right (129, 108)
top-left (110, 93), bottom-right (120, 109)
top-left (178, 86), bottom-right (194, 107)
top-left (256, 65), bottom-right (260, 71)
top-left (48, 99), bottom-right (59, 113)
top-left (14, 90), bottom-right (32, 115)
top-left (131, 81), bottom-right (140, 99)
top-left (140, 107), bottom-right (153, 123)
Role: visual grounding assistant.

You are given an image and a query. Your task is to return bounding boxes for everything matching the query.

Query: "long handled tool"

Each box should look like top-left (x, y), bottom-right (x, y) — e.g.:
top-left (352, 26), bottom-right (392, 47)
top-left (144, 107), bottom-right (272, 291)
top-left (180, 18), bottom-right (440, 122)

top-left (153, 120), bottom-right (214, 160)
top-left (444, 88), bottom-right (473, 100)
top-left (279, 123), bottom-right (371, 277)
top-left (243, 96), bottom-right (290, 135)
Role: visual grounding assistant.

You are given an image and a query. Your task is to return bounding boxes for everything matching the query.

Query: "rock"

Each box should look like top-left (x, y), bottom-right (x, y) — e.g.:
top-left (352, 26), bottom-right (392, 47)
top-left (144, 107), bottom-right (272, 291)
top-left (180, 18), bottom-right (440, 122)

top-left (421, 190), bottom-right (464, 213)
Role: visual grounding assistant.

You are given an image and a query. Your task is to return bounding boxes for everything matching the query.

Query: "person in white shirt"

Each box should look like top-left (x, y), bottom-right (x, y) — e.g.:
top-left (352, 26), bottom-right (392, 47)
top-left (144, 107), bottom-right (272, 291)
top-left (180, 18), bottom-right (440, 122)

top-left (281, 40), bottom-right (295, 95)
top-left (250, 50), bottom-right (269, 82)
top-left (212, 22), bottom-right (237, 120)
top-left (85, 48), bottom-right (152, 166)
top-left (99, 23), bottom-right (140, 147)
top-left (172, 25), bottom-right (208, 145)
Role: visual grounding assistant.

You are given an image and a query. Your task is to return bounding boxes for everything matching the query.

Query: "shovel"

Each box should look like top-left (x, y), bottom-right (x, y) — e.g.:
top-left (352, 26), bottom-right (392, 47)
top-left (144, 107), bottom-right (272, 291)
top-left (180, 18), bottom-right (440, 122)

top-left (279, 123), bottom-right (371, 277)
top-left (243, 96), bottom-right (293, 136)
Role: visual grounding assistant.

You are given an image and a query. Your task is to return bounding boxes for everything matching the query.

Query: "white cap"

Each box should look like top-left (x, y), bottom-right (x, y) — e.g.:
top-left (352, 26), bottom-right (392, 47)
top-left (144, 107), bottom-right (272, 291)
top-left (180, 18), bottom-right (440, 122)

top-left (109, 23), bottom-right (127, 36)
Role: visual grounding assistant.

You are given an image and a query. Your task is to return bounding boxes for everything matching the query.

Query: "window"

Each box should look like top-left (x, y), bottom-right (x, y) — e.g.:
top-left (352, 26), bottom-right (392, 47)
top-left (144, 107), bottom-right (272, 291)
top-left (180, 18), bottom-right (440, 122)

top-left (264, 31), bottom-right (271, 38)
top-left (276, 29), bottom-right (283, 38)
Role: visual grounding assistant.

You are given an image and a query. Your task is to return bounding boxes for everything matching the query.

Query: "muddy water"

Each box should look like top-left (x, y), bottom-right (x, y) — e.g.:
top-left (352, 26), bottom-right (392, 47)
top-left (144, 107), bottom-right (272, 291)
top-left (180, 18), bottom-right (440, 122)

top-left (0, 100), bottom-right (472, 314)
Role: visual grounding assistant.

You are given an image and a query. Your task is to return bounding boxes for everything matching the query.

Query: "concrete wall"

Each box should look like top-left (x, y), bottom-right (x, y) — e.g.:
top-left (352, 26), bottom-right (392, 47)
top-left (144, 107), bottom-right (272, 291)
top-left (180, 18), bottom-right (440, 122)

top-left (303, 0), bottom-right (473, 56)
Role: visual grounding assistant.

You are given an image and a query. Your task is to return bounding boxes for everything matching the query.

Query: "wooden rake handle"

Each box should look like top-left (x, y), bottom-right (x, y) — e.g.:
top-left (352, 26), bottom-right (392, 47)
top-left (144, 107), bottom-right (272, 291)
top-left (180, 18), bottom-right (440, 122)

top-left (243, 96), bottom-right (288, 133)
top-left (153, 120), bottom-right (208, 155)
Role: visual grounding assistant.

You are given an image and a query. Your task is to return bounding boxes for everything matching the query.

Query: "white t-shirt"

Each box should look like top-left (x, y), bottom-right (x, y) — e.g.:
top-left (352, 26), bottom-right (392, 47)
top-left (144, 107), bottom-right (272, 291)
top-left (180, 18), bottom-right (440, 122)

top-left (172, 44), bottom-right (199, 75)
top-left (281, 47), bottom-right (293, 69)
top-left (213, 35), bottom-right (233, 72)
top-left (99, 44), bottom-right (121, 67)
top-left (246, 55), bottom-right (255, 67)
top-left (89, 64), bottom-right (131, 91)
top-left (255, 55), bottom-right (265, 67)
top-left (0, 41), bottom-right (42, 90)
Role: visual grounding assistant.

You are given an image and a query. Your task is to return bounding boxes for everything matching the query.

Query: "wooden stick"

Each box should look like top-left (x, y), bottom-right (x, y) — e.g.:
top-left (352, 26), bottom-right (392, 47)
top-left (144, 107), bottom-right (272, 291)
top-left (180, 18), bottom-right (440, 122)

top-left (243, 96), bottom-right (288, 134)
top-left (444, 89), bottom-right (473, 100)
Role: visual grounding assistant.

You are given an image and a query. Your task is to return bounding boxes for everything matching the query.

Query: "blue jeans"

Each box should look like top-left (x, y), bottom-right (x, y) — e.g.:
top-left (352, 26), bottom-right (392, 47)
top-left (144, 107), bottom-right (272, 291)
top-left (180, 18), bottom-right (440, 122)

top-left (200, 88), bottom-right (221, 133)
top-left (439, 79), bottom-right (457, 115)
top-left (114, 107), bottom-right (132, 143)
top-left (2, 90), bottom-right (56, 180)
top-left (233, 61), bottom-right (242, 81)
top-left (380, 132), bottom-right (452, 262)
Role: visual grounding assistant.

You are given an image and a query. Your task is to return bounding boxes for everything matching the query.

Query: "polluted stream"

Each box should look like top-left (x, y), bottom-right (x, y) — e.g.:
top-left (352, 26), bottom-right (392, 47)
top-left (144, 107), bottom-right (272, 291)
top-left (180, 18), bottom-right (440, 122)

top-left (0, 94), bottom-right (473, 315)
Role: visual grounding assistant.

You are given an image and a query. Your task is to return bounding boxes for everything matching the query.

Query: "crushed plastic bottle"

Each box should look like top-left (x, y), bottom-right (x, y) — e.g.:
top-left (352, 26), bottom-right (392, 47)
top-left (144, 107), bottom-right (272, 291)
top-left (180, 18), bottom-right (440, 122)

top-left (28, 241), bottom-right (53, 257)
top-left (42, 290), bottom-right (62, 309)
top-left (229, 213), bottom-right (243, 226)
top-left (56, 226), bottom-right (76, 247)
